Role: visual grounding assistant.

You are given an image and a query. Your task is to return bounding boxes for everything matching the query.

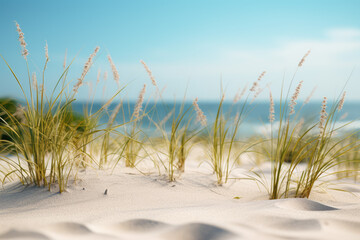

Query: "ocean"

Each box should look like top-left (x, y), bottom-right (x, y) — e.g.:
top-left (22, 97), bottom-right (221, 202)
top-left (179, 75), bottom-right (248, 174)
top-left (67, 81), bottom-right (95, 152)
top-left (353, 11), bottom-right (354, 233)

top-left (71, 100), bottom-right (360, 138)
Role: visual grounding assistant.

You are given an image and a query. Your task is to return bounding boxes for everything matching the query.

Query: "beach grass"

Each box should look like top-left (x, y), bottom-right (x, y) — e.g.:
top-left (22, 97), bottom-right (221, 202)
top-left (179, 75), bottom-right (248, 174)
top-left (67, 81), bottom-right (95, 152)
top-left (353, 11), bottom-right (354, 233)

top-left (0, 21), bottom-right (359, 198)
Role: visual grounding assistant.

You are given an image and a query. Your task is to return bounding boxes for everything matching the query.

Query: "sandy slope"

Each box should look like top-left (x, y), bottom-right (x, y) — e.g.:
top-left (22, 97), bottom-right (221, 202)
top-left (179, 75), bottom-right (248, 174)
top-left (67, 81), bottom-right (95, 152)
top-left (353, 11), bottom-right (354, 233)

top-left (1, 158), bottom-right (360, 240)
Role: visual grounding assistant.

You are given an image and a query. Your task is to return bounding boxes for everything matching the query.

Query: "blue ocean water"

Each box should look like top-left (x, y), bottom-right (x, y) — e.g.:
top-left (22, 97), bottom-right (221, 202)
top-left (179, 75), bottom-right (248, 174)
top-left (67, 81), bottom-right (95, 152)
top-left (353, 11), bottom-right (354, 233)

top-left (71, 100), bottom-right (360, 137)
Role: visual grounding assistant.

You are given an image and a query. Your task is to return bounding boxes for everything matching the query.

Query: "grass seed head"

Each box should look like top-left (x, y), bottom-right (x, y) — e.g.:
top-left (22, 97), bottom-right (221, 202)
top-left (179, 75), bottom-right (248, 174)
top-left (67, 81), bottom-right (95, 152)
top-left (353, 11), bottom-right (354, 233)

top-left (32, 72), bottom-right (37, 89)
top-left (15, 21), bottom-right (29, 59)
top-left (160, 110), bottom-right (173, 126)
top-left (109, 101), bottom-right (122, 125)
top-left (140, 60), bottom-right (157, 87)
top-left (258, 71), bottom-right (266, 81)
top-left (304, 86), bottom-right (317, 104)
top-left (294, 118), bottom-right (305, 136)
top-left (12, 104), bottom-right (26, 123)
top-left (319, 96), bottom-right (327, 136)
top-left (250, 71), bottom-right (266, 92)
top-left (269, 90), bottom-right (275, 123)
top-left (289, 80), bottom-right (303, 115)
top-left (233, 84), bottom-right (247, 103)
top-left (234, 112), bottom-right (240, 124)
top-left (338, 91), bottom-right (346, 111)
top-left (133, 84), bottom-right (146, 120)
top-left (74, 46), bottom-right (100, 93)
top-left (298, 50), bottom-right (311, 67)
top-left (45, 41), bottom-right (49, 62)
top-left (193, 97), bottom-right (207, 126)
top-left (340, 112), bottom-right (348, 120)
top-left (249, 81), bottom-right (258, 92)
top-left (107, 55), bottom-right (120, 87)
top-left (251, 86), bottom-right (265, 103)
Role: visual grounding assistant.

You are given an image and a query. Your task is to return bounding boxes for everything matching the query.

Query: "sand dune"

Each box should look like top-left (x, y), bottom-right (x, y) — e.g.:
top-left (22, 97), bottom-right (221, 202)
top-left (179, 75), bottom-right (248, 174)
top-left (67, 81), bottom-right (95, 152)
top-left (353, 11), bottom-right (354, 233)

top-left (1, 160), bottom-right (360, 240)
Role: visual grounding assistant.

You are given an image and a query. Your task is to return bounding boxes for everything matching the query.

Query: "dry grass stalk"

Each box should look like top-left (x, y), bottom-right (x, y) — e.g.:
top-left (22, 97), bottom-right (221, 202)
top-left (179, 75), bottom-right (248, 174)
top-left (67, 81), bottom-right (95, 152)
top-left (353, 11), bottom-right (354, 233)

top-left (15, 22), bottom-right (28, 59)
top-left (233, 84), bottom-right (248, 103)
top-left (12, 104), bottom-right (26, 123)
top-left (32, 72), bottom-right (37, 89)
top-left (140, 60), bottom-right (157, 87)
top-left (87, 82), bottom-right (93, 97)
top-left (251, 84), bottom-right (268, 103)
top-left (234, 112), bottom-right (240, 124)
top-left (73, 46), bottom-right (100, 93)
top-left (249, 82), bottom-right (258, 92)
top-left (45, 42), bottom-right (49, 62)
top-left (193, 98), bottom-right (207, 126)
top-left (298, 50), bottom-right (311, 67)
top-left (253, 87), bottom-right (263, 100)
top-left (107, 55), bottom-right (120, 87)
top-left (289, 80), bottom-right (303, 114)
top-left (258, 71), bottom-right (266, 81)
top-left (103, 71), bottom-right (108, 81)
top-left (294, 118), bottom-right (305, 136)
top-left (340, 112), bottom-right (348, 120)
top-left (160, 86), bottom-right (167, 95)
top-left (233, 89), bottom-right (241, 103)
top-left (338, 91), bottom-right (346, 111)
top-left (160, 110), bottom-right (173, 126)
top-left (250, 71), bottom-right (266, 92)
top-left (304, 86), bottom-right (317, 104)
top-left (319, 97), bottom-right (327, 136)
top-left (109, 101), bottom-right (122, 126)
top-left (269, 90), bottom-right (275, 123)
top-left (133, 84), bottom-right (146, 120)
top-left (39, 84), bottom-right (44, 95)
top-left (97, 69), bottom-right (101, 84)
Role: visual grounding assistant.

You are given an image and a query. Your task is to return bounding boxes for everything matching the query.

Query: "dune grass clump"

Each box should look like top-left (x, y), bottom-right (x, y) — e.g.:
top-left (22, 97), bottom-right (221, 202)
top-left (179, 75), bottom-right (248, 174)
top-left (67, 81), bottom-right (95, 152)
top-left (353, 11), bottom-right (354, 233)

top-left (293, 96), bottom-right (359, 198)
top-left (0, 21), bottom-right (359, 199)
top-left (151, 100), bottom-right (196, 181)
top-left (203, 80), bottom-right (262, 186)
top-left (122, 84), bottom-right (148, 168)
top-left (265, 81), bottom-right (315, 199)
top-left (102, 60), bottom-right (158, 170)
top-left (0, 22), bottom-right (123, 192)
top-left (134, 61), bottom-right (199, 181)
top-left (207, 96), bottom-right (238, 185)
top-left (253, 51), bottom-right (360, 199)
top-left (100, 101), bottom-right (122, 167)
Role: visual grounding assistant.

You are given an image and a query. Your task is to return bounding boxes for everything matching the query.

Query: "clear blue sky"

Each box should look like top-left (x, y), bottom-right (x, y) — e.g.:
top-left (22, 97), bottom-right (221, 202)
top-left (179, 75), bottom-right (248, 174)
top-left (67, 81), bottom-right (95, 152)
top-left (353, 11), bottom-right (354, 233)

top-left (1, 0), bottom-right (359, 102)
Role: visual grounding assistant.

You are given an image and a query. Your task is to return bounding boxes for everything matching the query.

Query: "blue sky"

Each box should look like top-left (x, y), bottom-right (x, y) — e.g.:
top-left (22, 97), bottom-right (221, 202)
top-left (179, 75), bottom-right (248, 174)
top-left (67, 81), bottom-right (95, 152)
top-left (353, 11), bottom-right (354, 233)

top-left (0, 0), bottom-right (359, 102)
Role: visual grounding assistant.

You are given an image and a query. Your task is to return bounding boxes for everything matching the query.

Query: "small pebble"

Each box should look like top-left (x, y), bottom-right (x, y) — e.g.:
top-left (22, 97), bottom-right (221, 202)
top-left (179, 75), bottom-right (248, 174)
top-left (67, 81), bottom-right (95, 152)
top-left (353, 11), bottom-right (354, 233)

top-left (104, 189), bottom-right (108, 195)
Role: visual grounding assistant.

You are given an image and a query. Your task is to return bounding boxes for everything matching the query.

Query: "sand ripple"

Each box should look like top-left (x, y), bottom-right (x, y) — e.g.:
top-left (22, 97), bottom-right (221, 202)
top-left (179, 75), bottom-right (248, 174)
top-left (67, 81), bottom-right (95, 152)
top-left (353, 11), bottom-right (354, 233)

top-left (259, 216), bottom-right (322, 231)
top-left (275, 198), bottom-right (338, 211)
top-left (163, 223), bottom-right (236, 240)
top-left (3, 218), bottom-right (360, 240)
top-left (321, 219), bottom-right (360, 233)
top-left (115, 219), bottom-right (168, 232)
top-left (46, 222), bottom-right (93, 235)
top-left (0, 229), bottom-right (50, 240)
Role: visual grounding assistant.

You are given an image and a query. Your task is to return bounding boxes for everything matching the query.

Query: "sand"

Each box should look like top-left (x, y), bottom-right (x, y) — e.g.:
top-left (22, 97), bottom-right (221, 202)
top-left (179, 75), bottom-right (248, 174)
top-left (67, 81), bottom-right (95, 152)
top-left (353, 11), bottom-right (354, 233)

top-left (1, 154), bottom-right (360, 240)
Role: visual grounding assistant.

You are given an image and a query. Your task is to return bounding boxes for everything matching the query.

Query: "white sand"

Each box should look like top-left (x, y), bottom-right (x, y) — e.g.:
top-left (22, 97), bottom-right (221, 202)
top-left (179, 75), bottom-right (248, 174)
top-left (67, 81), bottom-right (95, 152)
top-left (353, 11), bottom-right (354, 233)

top-left (1, 154), bottom-right (360, 240)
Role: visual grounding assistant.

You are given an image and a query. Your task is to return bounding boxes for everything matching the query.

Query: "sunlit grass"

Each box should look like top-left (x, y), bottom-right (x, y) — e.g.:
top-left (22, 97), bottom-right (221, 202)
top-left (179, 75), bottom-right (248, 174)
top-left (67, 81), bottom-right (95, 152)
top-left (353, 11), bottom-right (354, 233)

top-left (0, 22), bottom-right (359, 199)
